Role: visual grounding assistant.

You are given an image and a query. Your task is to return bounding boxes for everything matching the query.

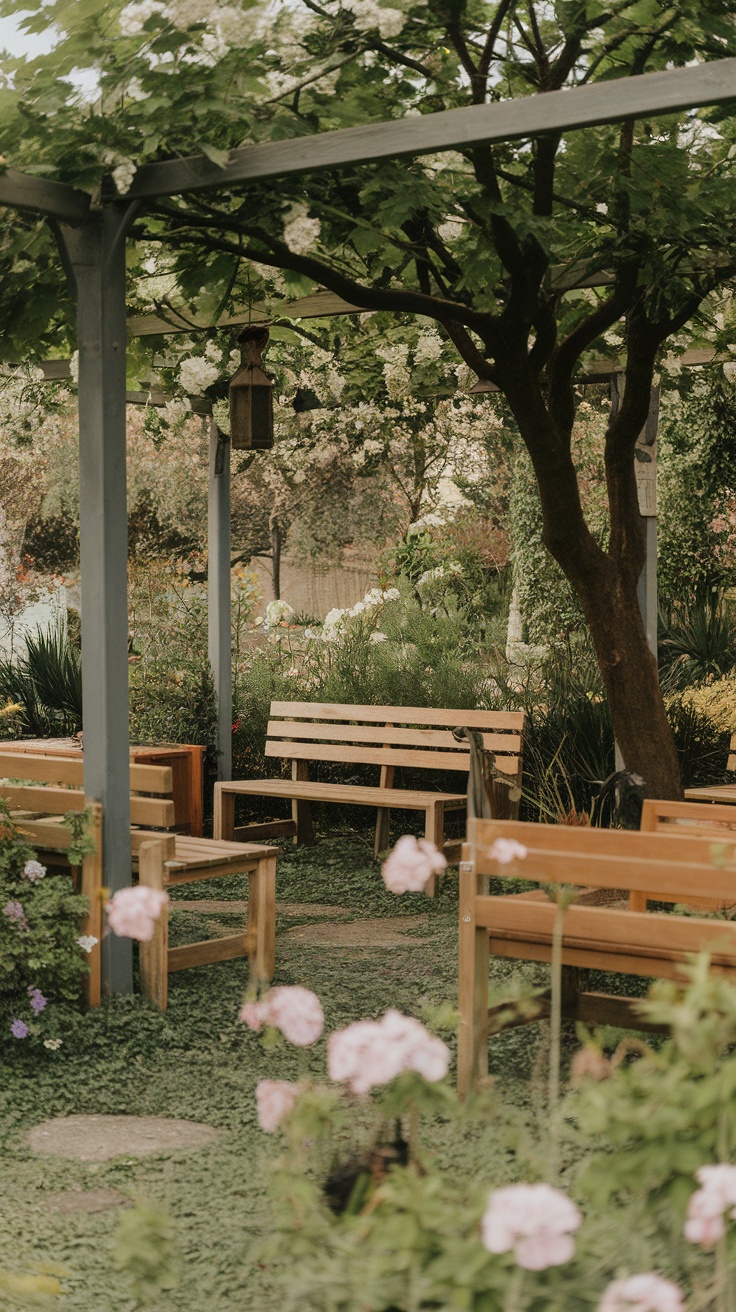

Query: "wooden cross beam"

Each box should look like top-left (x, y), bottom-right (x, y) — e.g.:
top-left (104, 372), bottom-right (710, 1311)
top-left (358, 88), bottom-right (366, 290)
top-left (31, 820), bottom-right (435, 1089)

top-left (127, 59), bottom-right (736, 201)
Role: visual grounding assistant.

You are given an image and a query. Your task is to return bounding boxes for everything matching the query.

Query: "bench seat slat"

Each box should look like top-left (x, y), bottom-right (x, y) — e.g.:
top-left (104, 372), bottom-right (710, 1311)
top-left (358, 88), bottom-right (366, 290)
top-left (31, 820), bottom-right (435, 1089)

top-left (269, 701), bottom-right (524, 729)
top-left (217, 779), bottom-right (466, 807)
top-left (265, 740), bottom-right (518, 774)
top-left (266, 720), bottom-right (521, 754)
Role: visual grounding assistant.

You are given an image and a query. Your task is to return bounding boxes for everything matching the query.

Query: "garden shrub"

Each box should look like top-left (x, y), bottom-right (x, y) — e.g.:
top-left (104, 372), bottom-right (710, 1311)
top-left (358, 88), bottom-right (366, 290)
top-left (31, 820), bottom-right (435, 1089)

top-left (0, 808), bottom-right (89, 1045)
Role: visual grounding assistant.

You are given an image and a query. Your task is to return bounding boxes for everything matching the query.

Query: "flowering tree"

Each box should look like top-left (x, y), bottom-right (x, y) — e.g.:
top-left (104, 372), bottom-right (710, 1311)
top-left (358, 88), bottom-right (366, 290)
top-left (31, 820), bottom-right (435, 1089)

top-left (3, 3), bottom-right (736, 791)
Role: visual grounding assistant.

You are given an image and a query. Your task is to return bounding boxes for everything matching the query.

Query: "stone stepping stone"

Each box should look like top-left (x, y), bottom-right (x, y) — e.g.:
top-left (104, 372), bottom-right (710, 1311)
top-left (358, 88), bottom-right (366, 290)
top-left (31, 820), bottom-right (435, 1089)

top-left (283, 915), bottom-right (432, 948)
top-left (42, 1188), bottom-right (128, 1214)
top-left (26, 1115), bottom-right (218, 1162)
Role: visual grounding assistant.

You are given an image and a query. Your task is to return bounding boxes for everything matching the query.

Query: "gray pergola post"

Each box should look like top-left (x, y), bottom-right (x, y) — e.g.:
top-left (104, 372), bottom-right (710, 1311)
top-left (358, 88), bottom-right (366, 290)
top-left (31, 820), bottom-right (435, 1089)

top-left (55, 206), bottom-right (135, 994)
top-left (208, 419), bottom-right (232, 780)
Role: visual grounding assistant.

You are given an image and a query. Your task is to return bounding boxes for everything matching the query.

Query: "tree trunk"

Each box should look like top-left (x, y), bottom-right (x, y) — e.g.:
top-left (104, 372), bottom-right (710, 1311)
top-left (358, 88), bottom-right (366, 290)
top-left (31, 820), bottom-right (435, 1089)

top-left (501, 365), bottom-right (682, 801)
top-left (270, 513), bottom-right (281, 601)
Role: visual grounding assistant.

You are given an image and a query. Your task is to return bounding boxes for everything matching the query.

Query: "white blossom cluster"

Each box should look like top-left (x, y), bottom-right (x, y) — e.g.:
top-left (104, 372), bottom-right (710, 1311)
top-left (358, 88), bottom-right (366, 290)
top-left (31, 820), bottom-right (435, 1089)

top-left (407, 511), bottom-right (445, 535)
top-left (315, 586), bottom-right (400, 643)
top-left (339, 0), bottom-right (407, 39)
top-left (416, 562), bottom-right (462, 587)
top-left (376, 342), bottom-right (411, 399)
top-left (262, 598), bottom-right (296, 629)
top-left (119, 0), bottom-right (164, 35)
top-left (413, 330), bottom-right (444, 365)
top-left (282, 202), bottom-right (321, 255)
top-left (437, 218), bottom-right (464, 244)
top-left (178, 354), bottom-right (221, 395)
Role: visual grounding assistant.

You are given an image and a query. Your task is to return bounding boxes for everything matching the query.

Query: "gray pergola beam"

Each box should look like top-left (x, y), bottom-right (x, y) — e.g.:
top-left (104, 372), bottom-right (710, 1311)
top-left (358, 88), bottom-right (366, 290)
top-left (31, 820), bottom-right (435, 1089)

top-left (0, 169), bottom-right (89, 223)
top-left (128, 59), bottom-right (736, 201)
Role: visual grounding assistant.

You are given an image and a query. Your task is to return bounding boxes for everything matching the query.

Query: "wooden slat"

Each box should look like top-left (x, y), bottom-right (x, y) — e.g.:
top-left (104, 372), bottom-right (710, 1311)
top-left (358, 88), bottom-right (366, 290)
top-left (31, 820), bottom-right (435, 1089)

top-left (167, 932), bottom-right (254, 972)
top-left (0, 751), bottom-right (173, 794)
top-left (0, 783), bottom-right (175, 829)
top-left (469, 818), bottom-right (736, 863)
top-left (644, 798), bottom-right (736, 830)
top-left (131, 831), bottom-right (177, 861)
top-left (220, 779), bottom-right (466, 806)
top-left (266, 719), bottom-right (521, 754)
top-left (265, 739), bottom-right (517, 773)
top-left (270, 701), bottom-right (524, 729)
top-left (478, 895), bottom-right (736, 962)
top-left (686, 785), bottom-right (736, 803)
top-left (488, 937), bottom-right (736, 981)
top-left (233, 820), bottom-right (297, 842)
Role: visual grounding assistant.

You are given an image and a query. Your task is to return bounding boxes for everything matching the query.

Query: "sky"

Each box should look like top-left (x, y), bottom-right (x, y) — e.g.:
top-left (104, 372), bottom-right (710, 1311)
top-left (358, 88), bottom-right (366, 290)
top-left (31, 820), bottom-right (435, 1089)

top-left (0, 12), bottom-right (57, 58)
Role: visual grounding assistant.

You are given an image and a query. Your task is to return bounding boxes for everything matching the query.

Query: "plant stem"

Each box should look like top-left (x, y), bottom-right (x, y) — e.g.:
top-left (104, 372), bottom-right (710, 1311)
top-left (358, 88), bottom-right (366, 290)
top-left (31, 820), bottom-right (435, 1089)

top-left (548, 896), bottom-right (566, 1182)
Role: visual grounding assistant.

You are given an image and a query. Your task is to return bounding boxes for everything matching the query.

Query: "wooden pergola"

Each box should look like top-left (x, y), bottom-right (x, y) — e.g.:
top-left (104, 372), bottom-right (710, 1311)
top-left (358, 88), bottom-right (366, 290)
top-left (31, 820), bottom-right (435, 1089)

top-left (2, 58), bottom-right (735, 993)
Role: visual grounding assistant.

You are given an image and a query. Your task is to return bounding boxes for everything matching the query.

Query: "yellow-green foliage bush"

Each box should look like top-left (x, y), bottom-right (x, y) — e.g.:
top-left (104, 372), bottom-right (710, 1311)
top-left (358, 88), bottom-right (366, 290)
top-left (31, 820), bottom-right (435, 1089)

top-left (677, 676), bottom-right (736, 735)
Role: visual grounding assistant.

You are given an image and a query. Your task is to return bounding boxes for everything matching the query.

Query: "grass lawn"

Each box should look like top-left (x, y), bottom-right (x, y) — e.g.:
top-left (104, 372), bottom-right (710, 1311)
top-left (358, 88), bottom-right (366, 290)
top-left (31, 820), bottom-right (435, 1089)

top-left (0, 831), bottom-right (569, 1311)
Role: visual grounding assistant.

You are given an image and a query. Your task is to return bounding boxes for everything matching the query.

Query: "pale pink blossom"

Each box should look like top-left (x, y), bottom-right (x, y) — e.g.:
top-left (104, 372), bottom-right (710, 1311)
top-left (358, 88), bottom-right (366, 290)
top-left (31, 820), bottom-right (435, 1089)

top-left (684, 1163), bottom-right (736, 1247)
top-left (488, 838), bottom-right (527, 866)
top-left (255, 1080), bottom-right (302, 1132)
top-left (381, 835), bottom-right (446, 894)
top-left (105, 885), bottom-right (168, 941)
top-left (598, 1273), bottom-right (684, 1312)
top-left (480, 1183), bottom-right (582, 1270)
top-left (327, 1009), bottom-right (450, 1094)
top-left (238, 986), bottom-right (324, 1046)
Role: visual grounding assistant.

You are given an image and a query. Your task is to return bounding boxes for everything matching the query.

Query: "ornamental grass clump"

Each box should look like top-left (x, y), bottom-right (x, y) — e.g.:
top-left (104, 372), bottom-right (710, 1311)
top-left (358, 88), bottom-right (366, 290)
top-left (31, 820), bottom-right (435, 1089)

top-left (0, 806), bottom-right (89, 1046)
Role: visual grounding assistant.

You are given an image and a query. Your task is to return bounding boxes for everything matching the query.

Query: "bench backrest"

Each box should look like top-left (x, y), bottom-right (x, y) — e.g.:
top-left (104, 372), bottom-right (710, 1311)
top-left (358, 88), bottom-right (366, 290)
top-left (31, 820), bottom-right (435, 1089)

top-left (265, 701), bottom-right (525, 781)
top-left (0, 751), bottom-right (176, 830)
top-left (728, 734), bottom-right (736, 772)
top-left (641, 797), bottom-right (736, 839)
top-left (461, 817), bottom-right (736, 975)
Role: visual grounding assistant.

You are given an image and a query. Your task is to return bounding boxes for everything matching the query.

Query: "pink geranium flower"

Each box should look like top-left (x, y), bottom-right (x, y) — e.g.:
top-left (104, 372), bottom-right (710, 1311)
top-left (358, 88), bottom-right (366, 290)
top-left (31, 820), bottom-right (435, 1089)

top-left (488, 838), bottom-right (527, 866)
top-left (105, 886), bottom-right (168, 942)
top-left (327, 1009), bottom-right (450, 1094)
top-left (381, 835), bottom-right (447, 894)
top-left (684, 1163), bottom-right (736, 1247)
top-left (255, 1080), bottom-right (302, 1132)
top-left (239, 986), bottom-right (324, 1047)
top-left (480, 1183), bottom-right (582, 1270)
top-left (598, 1273), bottom-right (684, 1312)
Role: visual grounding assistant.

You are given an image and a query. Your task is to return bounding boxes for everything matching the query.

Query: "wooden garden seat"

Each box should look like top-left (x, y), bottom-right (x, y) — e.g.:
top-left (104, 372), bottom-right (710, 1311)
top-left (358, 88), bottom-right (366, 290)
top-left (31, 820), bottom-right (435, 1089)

top-left (637, 796), bottom-right (736, 911)
top-left (684, 731), bottom-right (736, 805)
top-left (214, 701), bottom-right (525, 876)
top-left (0, 748), bottom-right (277, 1008)
top-left (457, 817), bottom-right (736, 1097)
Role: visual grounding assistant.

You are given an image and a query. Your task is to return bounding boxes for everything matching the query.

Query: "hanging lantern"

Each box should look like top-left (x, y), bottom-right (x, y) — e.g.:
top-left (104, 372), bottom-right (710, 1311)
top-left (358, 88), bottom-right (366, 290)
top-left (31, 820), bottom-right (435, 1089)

top-left (229, 324), bottom-right (274, 450)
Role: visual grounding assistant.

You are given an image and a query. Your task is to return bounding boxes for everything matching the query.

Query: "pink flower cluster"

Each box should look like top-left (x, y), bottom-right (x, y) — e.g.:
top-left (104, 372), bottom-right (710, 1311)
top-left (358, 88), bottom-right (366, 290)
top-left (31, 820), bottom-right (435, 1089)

top-left (239, 986), bottom-right (324, 1047)
top-left (255, 1079), bottom-right (302, 1132)
top-left (105, 885), bottom-right (168, 942)
top-left (381, 835), bottom-right (447, 894)
top-left (489, 838), bottom-right (527, 866)
top-left (480, 1183), bottom-right (582, 1270)
top-left (327, 1009), bottom-right (450, 1094)
top-left (598, 1273), bottom-right (684, 1312)
top-left (684, 1164), bottom-right (736, 1247)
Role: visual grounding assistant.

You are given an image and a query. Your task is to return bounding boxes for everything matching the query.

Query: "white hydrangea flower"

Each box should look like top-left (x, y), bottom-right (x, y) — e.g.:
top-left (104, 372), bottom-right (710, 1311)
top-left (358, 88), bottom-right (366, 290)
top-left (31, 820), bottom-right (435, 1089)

top-left (112, 159), bottom-right (137, 195)
top-left (120, 0), bottom-right (164, 35)
top-left (77, 935), bottom-right (99, 953)
top-left (283, 202), bottom-right (321, 255)
top-left (162, 397), bottom-right (192, 423)
top-left (264, 599), bottom-right (295, 627)
top-left (43, 1038), bottom-right (63, 1050)
top-left (438, 219), bottom-right (463, 243)
top-left (363, 438), bottom-right (384, 454)
top-left (178, 355), bottom-right (220, 395)
top-left (342, 0), bottom-right (406, 39)
top-left (126, 77), bottom-right (150, 101)
top-left (414, 331), bottom-right (443, 365)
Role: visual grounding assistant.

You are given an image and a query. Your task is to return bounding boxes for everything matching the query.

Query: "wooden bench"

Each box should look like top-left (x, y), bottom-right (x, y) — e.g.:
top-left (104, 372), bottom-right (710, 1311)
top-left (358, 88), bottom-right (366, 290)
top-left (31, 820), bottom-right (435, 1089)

top-left (0, 750), bottom-right (277, 1008)
top-left (214, 701), bottom-right (525, 873)
top-left (458, 817), bottom-right (736, 1097)
top-left (684, 731), bottom-right (736, 805)
top-left (638, 797), bottom-right (736, 911)
top-left (12, 804), bottom-right (103, 1008)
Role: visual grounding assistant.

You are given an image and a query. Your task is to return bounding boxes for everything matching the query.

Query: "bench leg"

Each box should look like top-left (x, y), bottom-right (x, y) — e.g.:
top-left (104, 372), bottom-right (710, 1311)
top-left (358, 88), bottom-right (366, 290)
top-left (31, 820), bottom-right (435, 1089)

top-left (213, 782), bottom-right (234, 841)
top-left (423, 801), bottom-right (445, 897)
top-left (80, 805), bottom-right (103, 1007)
top-left (374, 762), bottom-right (395, 858)
top-left (139, 841), bottom-right (169, 1011)
top-left (248, 854), bottom-right (276, 981)
top-left (458, 867), bottom-right (489, 1100)
top-left (292, 761), bottom-right (314, 845)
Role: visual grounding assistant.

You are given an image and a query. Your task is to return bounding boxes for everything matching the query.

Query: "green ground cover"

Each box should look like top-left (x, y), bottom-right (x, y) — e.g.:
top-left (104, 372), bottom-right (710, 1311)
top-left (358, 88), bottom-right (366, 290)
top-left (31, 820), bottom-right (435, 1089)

top-left (0, 833), bottom-right (552, 1312)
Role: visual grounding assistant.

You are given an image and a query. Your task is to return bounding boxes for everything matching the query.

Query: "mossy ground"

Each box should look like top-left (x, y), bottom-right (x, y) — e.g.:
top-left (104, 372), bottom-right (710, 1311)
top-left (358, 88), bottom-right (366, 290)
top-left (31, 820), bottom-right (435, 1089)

top-left (0, 829), bottom-right (585, 1311)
